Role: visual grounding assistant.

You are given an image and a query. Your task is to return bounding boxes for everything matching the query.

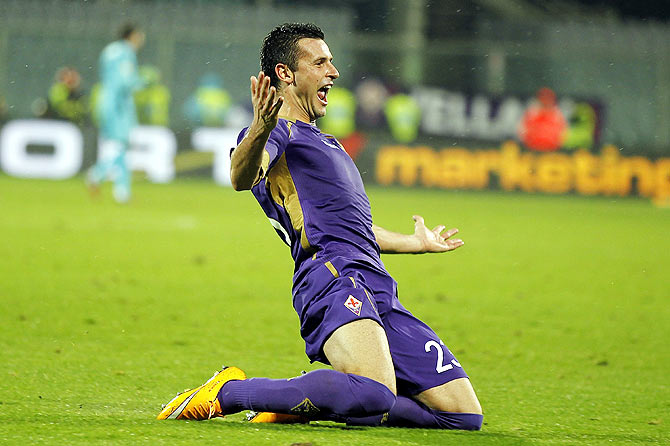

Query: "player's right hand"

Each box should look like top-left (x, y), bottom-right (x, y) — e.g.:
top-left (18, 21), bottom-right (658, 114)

top-left (250, 71), bottom-right (283, 132)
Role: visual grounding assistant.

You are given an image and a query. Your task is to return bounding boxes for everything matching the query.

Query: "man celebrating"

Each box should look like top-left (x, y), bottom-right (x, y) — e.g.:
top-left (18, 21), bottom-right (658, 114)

top-left (157, 23), bottom-right (482, 430)
top-left (87, 23), bottom-right (145, 203)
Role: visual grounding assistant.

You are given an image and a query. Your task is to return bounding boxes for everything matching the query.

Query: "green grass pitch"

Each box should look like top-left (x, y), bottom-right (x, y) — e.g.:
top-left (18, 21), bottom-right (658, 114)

top-left (0, 175), bottom-right (668, 445)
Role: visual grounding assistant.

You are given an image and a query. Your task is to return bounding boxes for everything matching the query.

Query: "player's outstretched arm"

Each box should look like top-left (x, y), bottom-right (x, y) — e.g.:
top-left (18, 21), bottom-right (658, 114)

top-left (230, 71), bottom-right (284, 191)
top-left (372, 215), bottom-right (464, 254)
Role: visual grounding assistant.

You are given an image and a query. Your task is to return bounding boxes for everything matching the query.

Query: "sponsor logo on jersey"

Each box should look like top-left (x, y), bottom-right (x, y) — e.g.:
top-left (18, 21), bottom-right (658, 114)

top-left (344, 295), bottom-right (362, 316)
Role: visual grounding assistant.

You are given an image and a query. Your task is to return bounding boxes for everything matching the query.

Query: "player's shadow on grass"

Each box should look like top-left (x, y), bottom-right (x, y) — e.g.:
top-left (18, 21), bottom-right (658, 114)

top-left (222, 420), bottom-right (535, 445)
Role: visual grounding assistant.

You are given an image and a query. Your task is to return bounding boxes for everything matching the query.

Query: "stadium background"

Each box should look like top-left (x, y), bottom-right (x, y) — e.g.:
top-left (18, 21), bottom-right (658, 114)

top-left (1, 0), bottom-right (669, 199)
top-left (1, 1), bottom-right (669, 445)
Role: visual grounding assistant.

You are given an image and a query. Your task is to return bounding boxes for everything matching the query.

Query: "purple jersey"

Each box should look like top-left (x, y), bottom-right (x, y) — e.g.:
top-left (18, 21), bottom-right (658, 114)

top-left (234, 119), bottom-right (469, 390)
top-left (236, 119), bottom-right (382, 270)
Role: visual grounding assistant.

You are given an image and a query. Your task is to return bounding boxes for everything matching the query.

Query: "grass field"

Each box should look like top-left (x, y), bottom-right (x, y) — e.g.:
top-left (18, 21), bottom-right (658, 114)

top-left (1, 175), bottom-right (668, 445)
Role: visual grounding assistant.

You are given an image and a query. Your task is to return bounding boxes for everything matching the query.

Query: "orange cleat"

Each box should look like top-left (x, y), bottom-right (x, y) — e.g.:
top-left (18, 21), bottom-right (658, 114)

top-left (156, 366), bottom-right (246, 420)
top-left (247, 411), bottom-right (310, 424)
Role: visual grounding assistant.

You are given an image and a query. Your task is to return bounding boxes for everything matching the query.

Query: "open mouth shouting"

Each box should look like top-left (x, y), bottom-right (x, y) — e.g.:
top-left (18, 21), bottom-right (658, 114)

top-left (317, 84), bottom-right (332, 106)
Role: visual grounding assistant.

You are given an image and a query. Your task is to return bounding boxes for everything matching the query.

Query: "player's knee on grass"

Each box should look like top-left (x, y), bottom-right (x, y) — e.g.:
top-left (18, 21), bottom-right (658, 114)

top-left (310, 369), bottom-right (396, 417)
top-left (346, 395), bottom-right (482, 429)
top-left (433, 411), bottom-right (483, 430)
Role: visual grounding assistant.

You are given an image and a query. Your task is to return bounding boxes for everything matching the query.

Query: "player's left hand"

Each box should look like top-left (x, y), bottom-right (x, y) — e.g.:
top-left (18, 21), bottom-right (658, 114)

top-left (412, 215), bottom-right (464, 253)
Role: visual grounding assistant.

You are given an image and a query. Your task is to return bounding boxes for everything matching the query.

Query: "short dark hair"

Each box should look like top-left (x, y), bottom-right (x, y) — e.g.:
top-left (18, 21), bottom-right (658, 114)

top-left (260, 23), bottom-right (325, 88)
top-left (118, 22), bottom-right (140, 40)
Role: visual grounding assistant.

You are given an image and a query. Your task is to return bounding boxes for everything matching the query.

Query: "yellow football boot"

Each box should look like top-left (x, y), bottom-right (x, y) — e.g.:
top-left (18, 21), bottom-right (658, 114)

top-left (247, 411), bottom-right (310, 424)
top-left (157, 366), bottom-right (246, 420)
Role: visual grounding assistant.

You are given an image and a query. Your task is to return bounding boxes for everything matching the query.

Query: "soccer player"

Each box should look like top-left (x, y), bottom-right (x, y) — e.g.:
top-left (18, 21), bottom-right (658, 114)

top-left (87, 23), bottom-right (145, 203)
top-left (157, 23), bottom-right (483, 430)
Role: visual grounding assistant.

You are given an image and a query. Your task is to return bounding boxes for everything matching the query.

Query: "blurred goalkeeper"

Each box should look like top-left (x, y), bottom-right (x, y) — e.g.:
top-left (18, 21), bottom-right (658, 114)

top-left (157, 23), bottom-right (483, 430)
top-left (87, 23), bottom-right (145, 203)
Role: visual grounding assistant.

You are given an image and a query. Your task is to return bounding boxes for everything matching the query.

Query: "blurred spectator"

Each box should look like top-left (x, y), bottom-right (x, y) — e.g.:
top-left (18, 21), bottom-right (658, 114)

top-left (87, 22), bottom-right (145, 204)
top-left (318, 86), bottom-right (366, 159)
top-left (89, 82), bottom-right (102, 126)
top-left (518, 87), bottom-right (567, 152)
top-left (0, 95), bottom-right (8, 124)
top-left (183, 73), bottom-right (232, 127)
top-left (318, 86), bottom-right (356, 139)
top-left (563, 102), bottom-right (597, 151)
top-left (355, 78), bottom-right (388, 128)
top-left (134, 65), bottom-right (171, 126)
top-left (384, 92), bottom-right (422, 143)
top-left (46, 66), bottom-right (87, 124)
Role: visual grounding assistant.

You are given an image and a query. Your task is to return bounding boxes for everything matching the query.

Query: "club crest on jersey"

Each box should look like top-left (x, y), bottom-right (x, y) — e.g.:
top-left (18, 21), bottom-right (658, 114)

top-left (344, 295), bottom-right (362, 316)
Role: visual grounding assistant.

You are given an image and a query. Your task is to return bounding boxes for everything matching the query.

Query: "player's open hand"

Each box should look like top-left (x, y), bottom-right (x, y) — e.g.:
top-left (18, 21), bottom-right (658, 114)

top-left (412, 215), bottom-right (464, 253)
top-left (250, 71), bottom-right (283, 132)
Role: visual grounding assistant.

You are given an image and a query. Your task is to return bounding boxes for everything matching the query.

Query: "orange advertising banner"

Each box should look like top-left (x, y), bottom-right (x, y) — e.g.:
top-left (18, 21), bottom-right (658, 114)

top-left (376, 141), bottom-right (670, 202)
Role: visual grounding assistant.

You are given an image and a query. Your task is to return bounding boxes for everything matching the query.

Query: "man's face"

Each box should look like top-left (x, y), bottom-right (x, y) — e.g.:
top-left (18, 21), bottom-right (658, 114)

top-left (291, 38), bottom-right (339, 121)
top-left (129, 31), bottom-right (146, 51)
top-left (62, 69), bottom-right (81, 90)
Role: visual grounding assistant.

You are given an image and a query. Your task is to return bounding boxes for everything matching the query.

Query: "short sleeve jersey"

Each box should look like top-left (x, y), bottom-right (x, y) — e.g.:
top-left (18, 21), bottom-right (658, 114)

top-left (236, 119), bottom-right (381, 270)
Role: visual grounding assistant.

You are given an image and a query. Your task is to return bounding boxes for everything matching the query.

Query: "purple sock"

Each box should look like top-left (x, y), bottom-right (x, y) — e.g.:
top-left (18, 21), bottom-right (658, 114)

top-left (218, 369), bottom-right (396, 419)
top-left (347, 395), bottom-right (483, 430)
